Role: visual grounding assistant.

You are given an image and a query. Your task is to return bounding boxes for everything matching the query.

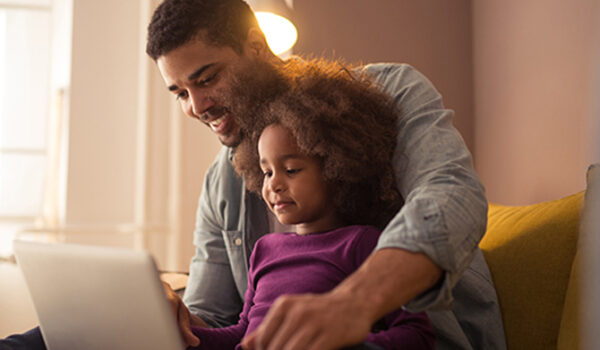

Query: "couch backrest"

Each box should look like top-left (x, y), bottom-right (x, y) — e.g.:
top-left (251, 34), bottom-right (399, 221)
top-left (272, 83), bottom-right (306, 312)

top-left (480, 192), bottom-right (584, 350)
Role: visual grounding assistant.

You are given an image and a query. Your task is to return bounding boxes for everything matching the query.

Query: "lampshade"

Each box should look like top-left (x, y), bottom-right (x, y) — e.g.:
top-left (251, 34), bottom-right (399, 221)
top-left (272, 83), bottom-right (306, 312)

top-left (255, 11), bottom-right (297, 55)
top-left (247, 0), bottom-right (297, 56)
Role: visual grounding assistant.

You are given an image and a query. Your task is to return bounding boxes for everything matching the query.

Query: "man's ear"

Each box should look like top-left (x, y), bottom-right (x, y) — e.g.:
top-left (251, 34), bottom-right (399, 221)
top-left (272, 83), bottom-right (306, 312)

top-left (244, 27), bottom-right (272, 58)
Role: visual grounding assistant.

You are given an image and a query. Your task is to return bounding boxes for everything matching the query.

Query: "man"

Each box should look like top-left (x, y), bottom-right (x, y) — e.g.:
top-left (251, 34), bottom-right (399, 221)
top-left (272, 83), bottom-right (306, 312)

top-left (146, 1), bottom-right (506, 350)
top-left (0, 0), bottom-right (504, 349)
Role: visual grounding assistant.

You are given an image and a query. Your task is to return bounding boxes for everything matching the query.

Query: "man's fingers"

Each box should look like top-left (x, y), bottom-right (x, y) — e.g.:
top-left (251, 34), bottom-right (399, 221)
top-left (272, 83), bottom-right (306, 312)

top-left (252, 292), bottom-right (372, 350)
top-left (241, 331), bottom-right (257, 350)
top-left (256, 294), bottom-right (323, 350)
top-left (254, 296), bottom-right (293, 349)
top-left (268, 317), bottom-right (320, 350)
top-left (306, 333), bottom-right (336, 350)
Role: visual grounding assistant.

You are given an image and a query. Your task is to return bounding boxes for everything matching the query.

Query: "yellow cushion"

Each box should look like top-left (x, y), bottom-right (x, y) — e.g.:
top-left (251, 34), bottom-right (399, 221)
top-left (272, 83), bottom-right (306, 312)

top-left (480, 192), bottom-right (584, 350)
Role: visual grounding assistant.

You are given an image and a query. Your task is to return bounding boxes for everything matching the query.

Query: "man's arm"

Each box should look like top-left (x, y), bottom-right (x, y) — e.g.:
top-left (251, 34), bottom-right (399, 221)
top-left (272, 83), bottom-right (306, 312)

top-left (242, 64), bottom-right (487, 350)
top-left (369, 63), bottom-right (487, 311)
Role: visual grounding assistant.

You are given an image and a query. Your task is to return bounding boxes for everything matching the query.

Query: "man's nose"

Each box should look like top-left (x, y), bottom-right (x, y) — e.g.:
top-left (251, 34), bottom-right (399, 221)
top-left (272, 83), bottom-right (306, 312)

top-left (189, 91), bottom-right (214, 119)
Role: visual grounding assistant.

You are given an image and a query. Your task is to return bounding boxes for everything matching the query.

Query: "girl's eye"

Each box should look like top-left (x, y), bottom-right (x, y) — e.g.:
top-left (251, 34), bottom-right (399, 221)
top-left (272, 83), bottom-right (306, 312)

top-left (263, 170), bottom-right (273, 178)
top-left (286, 168), bottom-right (301, 175)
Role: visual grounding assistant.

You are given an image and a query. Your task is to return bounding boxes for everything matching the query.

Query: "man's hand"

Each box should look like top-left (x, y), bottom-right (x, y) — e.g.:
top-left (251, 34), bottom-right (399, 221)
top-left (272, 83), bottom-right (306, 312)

top-left (241, 291), bottom-right (373, 350)
top-left (162, 281), bottom-right (207, 347)
top-left (241, 248), bottom-right (442, 350)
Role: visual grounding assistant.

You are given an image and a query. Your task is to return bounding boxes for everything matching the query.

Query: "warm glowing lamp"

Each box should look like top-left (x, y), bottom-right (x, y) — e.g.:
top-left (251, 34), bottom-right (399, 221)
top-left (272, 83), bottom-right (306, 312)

top-left (255, 11), bottom-right (297, 56)
top-left (247, 0), bottom-right (297, 56)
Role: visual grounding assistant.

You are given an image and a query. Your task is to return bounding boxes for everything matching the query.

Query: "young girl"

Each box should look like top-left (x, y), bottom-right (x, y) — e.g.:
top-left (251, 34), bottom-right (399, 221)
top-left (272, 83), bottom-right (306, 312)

top-left (190, 59), bottom-right (435, 350)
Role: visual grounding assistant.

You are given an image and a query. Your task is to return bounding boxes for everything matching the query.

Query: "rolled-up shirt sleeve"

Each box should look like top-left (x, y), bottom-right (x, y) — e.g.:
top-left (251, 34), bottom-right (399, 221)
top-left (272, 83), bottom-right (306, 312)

top-left (362, 64), bottom-right (488, 311)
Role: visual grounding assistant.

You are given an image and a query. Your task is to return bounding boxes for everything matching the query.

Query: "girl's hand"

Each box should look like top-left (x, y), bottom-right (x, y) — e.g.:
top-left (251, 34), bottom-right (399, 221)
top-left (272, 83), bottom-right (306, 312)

top-left (162, 281), bottom-right (206, 347)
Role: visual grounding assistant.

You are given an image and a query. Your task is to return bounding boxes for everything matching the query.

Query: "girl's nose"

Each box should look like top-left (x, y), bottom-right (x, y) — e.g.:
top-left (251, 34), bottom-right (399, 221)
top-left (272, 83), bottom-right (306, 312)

top-left (268, 173), bottom-right (285, 193)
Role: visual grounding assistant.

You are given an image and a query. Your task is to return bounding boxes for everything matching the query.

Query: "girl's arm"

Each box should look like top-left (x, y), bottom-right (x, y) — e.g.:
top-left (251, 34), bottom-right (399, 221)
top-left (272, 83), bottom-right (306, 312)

top-left (189, 241), bottom-right (259, 350)
top-left (366, 308), bottom-right (435, 350)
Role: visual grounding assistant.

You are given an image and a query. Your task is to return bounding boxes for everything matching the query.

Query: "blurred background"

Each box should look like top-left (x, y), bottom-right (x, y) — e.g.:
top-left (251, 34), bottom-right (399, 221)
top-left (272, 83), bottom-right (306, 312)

top-left (1, 0), bottom-right (598, 339)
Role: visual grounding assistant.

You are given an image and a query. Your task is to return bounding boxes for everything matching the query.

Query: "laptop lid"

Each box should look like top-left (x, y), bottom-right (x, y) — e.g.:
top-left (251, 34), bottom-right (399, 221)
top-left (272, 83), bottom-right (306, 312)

top-left (13, 240), bottom-right (185, 350)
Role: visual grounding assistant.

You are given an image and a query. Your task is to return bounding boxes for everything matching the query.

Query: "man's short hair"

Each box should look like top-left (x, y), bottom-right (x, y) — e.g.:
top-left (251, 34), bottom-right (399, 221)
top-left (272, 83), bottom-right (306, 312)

top-left (146, 0), bottom-right (259, 60)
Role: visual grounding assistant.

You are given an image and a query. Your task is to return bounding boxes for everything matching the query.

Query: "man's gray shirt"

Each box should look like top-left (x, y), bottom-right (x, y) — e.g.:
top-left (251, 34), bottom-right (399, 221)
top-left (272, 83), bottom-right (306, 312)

top-left (182, 63), bottom-right (507, 349)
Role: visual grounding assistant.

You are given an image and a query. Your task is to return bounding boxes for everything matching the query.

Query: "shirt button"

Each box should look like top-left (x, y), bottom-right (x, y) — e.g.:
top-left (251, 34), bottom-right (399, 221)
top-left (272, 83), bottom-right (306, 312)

top-left (234, 238), bottom-right (242, 246)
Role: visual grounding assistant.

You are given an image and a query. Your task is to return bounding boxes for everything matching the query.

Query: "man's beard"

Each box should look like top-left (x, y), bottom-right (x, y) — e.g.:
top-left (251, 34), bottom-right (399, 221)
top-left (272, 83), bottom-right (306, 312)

top-left (214, 58), bottom-right (290, 148)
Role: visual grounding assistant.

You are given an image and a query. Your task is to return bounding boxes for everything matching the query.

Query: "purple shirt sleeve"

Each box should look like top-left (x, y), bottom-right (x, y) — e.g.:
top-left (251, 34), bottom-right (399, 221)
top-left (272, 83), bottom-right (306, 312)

top-left (366, 309), bottom-right (435, 349)
top-left (189, 281), bottom-right (255, 350)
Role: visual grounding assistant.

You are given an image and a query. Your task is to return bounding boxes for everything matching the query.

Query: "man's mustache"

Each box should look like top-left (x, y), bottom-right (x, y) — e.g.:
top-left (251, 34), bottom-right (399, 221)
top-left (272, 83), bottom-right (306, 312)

top-left (218, 59), bottom-right (290, 134)
top-left (200, 105), bottom-right (229, 121)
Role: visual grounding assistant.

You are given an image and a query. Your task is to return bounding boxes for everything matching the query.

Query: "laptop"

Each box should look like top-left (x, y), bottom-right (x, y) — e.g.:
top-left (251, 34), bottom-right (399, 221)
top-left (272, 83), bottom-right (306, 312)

top-left (12, 240), bottom-right (185, 350)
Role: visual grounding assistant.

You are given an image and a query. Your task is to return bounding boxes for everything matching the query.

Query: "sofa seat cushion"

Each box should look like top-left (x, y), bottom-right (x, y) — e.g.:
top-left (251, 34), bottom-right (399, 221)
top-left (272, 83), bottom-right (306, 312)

top-left (480, 192), bottom-right (584, 350)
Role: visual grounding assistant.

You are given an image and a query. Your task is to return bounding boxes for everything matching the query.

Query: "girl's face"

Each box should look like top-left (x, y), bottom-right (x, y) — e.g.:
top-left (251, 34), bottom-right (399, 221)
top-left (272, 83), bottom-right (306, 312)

top-left (258, 124), bottom-right (342, 235)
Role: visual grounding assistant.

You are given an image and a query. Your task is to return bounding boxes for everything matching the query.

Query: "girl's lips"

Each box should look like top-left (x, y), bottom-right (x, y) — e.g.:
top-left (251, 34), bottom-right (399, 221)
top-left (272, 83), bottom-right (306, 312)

top-left (273, 201), bottom-right (294, 211)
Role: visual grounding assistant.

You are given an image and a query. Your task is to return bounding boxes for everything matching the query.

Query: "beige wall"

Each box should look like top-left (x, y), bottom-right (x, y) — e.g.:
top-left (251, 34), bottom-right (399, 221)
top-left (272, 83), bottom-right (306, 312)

top-left (290, 0), bottom-right (475, 152)
top-left (473, 0), bottom-right (599, 205)
top-left (66, 0), bottom-right (140, 226)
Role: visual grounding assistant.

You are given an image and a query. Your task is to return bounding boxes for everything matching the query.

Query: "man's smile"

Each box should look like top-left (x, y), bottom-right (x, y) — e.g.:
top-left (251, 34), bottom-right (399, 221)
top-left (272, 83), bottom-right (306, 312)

top-left (201, 106), bottom-right (232, 133)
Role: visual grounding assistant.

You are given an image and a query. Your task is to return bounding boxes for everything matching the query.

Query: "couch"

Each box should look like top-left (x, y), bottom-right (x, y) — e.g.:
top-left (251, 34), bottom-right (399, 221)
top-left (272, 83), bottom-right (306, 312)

top-left (479, 164), bottom-right (598, 350)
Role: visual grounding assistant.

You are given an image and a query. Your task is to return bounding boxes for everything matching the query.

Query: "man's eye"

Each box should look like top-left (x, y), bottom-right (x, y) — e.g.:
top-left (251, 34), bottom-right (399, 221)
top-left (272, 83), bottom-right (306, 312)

top-left (176, 91), bottom-right (188, 100)
top-left (199, 73), bottom-right (217, 86)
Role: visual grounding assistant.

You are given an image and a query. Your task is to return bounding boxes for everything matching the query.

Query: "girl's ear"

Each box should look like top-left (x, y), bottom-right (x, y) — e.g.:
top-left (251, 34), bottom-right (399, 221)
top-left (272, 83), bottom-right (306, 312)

top-left (244, 27), bottom-right (273, 59)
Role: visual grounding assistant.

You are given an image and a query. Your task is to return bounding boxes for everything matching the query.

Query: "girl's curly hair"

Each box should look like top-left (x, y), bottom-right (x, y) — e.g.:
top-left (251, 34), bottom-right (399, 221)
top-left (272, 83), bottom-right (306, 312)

top-left (234, 58), bottom-right (402, 226)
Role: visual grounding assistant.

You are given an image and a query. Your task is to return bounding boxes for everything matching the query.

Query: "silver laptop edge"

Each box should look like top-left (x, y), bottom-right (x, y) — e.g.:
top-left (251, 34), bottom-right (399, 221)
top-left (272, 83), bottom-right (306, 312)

top-left (13, 240), bottom-right (185, 350)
